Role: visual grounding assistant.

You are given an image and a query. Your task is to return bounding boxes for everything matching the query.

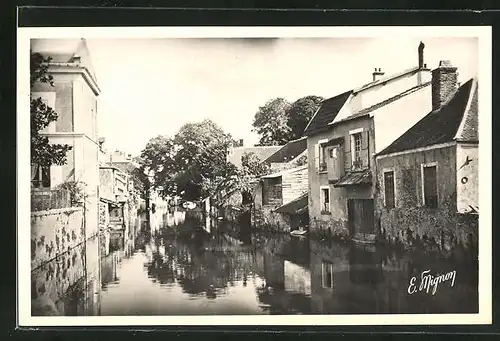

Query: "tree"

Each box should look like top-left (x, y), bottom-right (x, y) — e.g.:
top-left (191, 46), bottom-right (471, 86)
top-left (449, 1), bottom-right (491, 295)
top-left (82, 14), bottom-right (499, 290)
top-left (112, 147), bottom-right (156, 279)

top-left (140, 119), bottom-right (236, 201)
top-left (252, 95), bottom-right (324, 146)
top-left (252, 98), bottom-right (291, 146)
top-left (241, 152), bottom-right (269, 179)
top-left (286, 95), bottom-right (324, 139)
top-left (31, 53), bottom-right (72, 167)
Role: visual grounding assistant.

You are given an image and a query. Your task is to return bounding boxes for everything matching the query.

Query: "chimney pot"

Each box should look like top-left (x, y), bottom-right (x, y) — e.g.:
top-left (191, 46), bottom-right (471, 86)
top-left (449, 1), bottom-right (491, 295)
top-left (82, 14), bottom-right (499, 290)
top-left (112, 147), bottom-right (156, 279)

top-left (431, 60), bottom-right (458, 111)
top-left (372, 68), bottom-right (385, 82)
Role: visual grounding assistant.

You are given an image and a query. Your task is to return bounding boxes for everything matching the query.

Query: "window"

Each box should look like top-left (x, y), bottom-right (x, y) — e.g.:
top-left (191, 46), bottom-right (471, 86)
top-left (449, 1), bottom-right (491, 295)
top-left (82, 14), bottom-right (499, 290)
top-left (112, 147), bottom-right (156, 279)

top-left (242, 191), bottom-right (252, 205)
top-left (352, 132), bottom-right (362, 167)
top-left (322, 261), bottom-right (334, 288)
top-left (319, 143), bottom-right (327, 172)
top-left (263, 177), bottom-right (282, 206)
top-left (32, 166), bottom-right (50, 189)
top-left (384, 171), bottom-right (395, 208)
top-left (422, 164), bottom-right (438, 208)
top-left (315, 139), bottom-right (328, 172)
top-left (320, 187), bottom-right (330, 213)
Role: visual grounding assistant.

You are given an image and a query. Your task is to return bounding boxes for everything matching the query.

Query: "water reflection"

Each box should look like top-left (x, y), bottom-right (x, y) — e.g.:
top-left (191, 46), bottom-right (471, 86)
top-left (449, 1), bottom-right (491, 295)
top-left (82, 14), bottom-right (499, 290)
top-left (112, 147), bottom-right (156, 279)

top-left (44, 209), bottom-right (478, 316)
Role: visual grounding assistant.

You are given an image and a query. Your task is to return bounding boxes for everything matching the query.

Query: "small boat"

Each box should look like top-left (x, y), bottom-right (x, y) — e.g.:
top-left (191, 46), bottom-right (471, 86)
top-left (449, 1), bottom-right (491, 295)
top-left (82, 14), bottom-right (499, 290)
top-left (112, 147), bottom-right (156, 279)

top-left (182, 201), bottom-right (197, 210)
top-left (290, 227), bottom-right (308, 237)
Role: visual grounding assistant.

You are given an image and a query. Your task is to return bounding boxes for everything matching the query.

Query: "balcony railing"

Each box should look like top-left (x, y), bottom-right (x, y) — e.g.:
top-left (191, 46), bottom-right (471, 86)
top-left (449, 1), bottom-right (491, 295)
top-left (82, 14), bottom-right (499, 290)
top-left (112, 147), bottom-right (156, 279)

top-left (31, 189), bottom-right (71, 211)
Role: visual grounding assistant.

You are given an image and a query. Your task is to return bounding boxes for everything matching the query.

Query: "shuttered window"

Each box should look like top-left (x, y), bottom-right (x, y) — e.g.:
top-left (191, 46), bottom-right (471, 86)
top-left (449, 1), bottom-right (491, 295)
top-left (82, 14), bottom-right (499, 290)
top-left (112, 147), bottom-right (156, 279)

top-left (319, 143), bottom-right (327, 172)
top-left (32, 166), bottom-right (51, 189)
top-left (315, 139), bottom-right (328, 172)
top-left (349, 128), bottom-right (369, 170)
top-left (384, 171), bottom-right (395, 208)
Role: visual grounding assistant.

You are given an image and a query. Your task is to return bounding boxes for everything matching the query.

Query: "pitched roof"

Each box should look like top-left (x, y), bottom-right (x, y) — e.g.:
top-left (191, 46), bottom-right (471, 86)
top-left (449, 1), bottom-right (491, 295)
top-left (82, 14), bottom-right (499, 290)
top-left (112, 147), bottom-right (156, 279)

top-left (261, 165), bottom-right (308, 179)
top-left (303, 67), bottom-right (431, 137)
top-left (227, 146), bottom-right (282, 168)
top-left (275, 192), bottom-right (308, 215)
top-left (355, 82), bottom-right (431, 118)
top-left (333, 169), bottom-right (372, 187)
top-left (456, 81), bottom-right (479, 142)
top-left (354, 66), bottom-right (421, 93)
top-left (302, 90), bottom-right (352, 136)
top-left (31, 38), bottom-right (99, 89)
top-left (377, 78), bottom-right (476, 156)
top-left (332, 82), bottom-right (432, 127)
top-left (263, 137), bottom-right (307, 164)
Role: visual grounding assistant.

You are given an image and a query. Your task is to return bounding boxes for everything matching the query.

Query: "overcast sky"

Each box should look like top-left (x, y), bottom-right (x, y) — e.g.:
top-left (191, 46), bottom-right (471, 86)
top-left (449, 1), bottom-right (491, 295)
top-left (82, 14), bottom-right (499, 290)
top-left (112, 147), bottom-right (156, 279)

top-left (84, 37), bottom-right (478, 156)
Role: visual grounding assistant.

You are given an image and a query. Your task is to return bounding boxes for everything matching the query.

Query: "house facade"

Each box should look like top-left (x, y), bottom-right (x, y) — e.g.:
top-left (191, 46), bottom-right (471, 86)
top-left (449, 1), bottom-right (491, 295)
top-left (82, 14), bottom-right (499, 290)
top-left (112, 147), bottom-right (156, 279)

top-left (251, 138), bottom-right (309, 231)
top-left (304, 42), bottom-right (436, 242)
top-left (30, 38), bottom-right (103, 315)
top-left (253, 165), bottom-right (309, 232)
top-left (375, 69), bottom-right (479, 252)
top-left (31, 38), bottom-right (101, 239)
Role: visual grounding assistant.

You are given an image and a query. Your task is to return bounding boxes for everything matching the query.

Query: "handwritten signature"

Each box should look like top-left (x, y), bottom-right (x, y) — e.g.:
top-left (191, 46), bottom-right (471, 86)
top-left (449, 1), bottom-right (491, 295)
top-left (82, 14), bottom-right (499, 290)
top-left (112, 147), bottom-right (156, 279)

top-left (407, 269), bottom-right (456, 295)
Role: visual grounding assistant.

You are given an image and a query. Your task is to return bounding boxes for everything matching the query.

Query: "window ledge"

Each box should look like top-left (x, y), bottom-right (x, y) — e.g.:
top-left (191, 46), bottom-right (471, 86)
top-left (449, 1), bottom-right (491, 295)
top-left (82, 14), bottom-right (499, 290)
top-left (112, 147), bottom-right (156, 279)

top-left (321, 211), bottom-right (331, 215)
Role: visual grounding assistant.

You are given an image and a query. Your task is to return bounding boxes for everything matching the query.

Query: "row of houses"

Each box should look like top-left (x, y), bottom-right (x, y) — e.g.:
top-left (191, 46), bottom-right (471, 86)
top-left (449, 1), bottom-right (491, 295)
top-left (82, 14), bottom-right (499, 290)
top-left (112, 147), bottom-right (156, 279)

top-left (30, 38), bottom-right (148, 245)
top-left (227, 42), bottom-right (479, 252)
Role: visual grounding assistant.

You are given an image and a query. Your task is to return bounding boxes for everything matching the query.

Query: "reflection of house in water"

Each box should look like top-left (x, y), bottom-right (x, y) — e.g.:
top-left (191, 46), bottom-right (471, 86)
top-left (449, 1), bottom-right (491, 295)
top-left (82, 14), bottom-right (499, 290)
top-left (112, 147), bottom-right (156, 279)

top-left (255, 235), bottom-right (313, 314)
top-left (284, 261), bottom-right (311, 295)
top-left (309, 240), bottom-right (392, 314)
top-left (307, 239), bottom-right (477, 314)
top-left (100, 251), bottom-right (119, 289)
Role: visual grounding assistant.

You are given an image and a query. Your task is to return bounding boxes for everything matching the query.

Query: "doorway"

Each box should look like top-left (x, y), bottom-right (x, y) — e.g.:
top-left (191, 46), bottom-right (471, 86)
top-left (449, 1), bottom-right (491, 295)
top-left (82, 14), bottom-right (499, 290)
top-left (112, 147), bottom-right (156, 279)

top-left (347, 199), bottom-right (375, 239)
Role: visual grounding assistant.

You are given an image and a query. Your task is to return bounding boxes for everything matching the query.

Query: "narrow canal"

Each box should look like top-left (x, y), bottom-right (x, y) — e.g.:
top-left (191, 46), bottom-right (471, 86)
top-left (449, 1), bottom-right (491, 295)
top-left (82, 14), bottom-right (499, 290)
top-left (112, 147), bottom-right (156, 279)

top-left (53, 211), bottom-right (479, 315)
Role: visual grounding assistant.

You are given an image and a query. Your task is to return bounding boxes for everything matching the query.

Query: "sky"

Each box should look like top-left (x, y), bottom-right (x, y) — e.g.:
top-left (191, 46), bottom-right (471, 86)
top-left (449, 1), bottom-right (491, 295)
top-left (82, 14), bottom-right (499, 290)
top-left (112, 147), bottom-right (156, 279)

top-left (82, 37), bottom-right (478, 156)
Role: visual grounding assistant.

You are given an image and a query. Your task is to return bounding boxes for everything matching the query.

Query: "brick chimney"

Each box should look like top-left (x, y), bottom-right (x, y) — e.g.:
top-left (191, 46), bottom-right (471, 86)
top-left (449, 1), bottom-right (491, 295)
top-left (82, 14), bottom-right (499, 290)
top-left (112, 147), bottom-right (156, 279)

top-left (372, 68), bottom-right (385, 81)
top-left (239, 138), bottom-right (244, 147)
top-left (431, 60), bottom-right (458, 111)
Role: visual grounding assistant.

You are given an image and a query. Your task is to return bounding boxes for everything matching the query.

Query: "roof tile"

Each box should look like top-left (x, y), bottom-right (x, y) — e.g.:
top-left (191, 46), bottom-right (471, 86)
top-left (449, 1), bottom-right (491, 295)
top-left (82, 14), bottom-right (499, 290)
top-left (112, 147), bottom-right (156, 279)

top-left (378, 78), bottom-right (475, 156)
top-left (303, 90), bottom-right (352, 136)
top-left (264, 138), bottom-right (307, 164)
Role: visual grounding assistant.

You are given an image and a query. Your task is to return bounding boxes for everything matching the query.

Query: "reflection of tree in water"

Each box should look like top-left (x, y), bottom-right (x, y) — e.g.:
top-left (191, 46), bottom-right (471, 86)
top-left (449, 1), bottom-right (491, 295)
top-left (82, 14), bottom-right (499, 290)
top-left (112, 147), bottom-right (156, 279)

top-left (144, 232), bottom-right (261, 299)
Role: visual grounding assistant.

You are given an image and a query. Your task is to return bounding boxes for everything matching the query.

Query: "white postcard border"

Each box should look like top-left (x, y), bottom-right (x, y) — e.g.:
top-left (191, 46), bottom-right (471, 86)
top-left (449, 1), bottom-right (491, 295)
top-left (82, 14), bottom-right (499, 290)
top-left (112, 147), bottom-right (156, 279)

top-left (17, 25), bottom-right (492, 326)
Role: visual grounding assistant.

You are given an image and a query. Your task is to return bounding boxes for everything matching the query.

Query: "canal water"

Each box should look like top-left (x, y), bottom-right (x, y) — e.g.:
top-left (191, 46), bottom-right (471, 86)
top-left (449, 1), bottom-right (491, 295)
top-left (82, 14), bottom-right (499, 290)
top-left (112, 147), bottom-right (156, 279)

top-left (49, 211), bottom-right (479, 315)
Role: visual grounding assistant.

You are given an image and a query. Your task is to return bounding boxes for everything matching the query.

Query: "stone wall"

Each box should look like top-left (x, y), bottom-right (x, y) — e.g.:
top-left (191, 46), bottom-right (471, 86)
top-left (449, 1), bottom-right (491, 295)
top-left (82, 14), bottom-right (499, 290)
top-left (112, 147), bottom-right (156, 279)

top-left (375, 145), bottom-right (479, 254)
top-left (252, 205), bottom-right (291, 232)
top-left (31, 208), bottom-right (85, 270)
top-left (31, 207), bottom-right (102, 316)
